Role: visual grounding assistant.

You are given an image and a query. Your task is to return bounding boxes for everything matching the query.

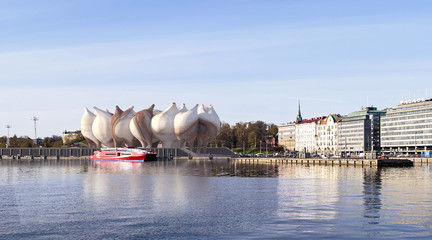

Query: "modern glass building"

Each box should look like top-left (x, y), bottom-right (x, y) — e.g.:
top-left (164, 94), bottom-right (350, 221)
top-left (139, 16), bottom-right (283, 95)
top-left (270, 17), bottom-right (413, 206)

top-left (337, 107), bottom-right (386, 156)
top-left (381, 98), bottom-right (432, 154)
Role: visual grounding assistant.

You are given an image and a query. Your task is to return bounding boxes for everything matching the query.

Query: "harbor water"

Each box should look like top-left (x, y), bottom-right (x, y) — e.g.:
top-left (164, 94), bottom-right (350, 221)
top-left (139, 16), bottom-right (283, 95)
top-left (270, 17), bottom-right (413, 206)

top-left (1, 159), bottom-right (431, 239)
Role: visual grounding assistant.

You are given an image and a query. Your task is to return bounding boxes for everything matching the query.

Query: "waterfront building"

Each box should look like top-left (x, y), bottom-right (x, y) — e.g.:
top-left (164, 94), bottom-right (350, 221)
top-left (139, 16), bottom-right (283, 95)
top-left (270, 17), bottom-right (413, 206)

top-left (295, 101), bottom-right (323, 153)
top-left (337, 107), bottom-right (386, 156)
top-left (277, 122), bottom-right (296, 151)
top-left (381, 98), bottom-right (432, 154)
top-left (316, 114), bottom-right (342, 155)
top-left (296, 117), bottom-right (323, 153)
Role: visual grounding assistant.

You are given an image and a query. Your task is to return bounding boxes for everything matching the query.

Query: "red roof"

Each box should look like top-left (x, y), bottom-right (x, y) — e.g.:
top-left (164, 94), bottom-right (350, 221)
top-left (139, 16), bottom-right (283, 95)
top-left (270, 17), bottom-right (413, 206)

top-left (296, 116), bottom-right (324, 124)
top-left (319, 114), bottom-right (342, 125)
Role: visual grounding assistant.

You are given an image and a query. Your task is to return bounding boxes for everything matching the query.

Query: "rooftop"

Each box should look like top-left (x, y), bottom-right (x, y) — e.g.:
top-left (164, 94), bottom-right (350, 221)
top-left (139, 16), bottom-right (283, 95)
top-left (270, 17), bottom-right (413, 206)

top-left (296, 116), bottom-right (324, 124)
top-left (319, 114), bottom-right (343, 125)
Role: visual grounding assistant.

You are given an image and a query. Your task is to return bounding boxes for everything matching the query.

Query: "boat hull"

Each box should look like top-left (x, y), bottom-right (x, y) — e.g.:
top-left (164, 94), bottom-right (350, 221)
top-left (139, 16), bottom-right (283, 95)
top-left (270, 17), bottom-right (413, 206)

top-left (89, 148), bottom-right (157, 162)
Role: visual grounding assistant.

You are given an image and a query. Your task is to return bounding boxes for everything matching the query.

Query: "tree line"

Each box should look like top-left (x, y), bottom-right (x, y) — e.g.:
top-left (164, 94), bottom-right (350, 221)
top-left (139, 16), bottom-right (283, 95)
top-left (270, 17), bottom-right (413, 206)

top-left (0, 134), bottom-right (86, 148)
top-left (209, 121), bottom-right (281, 154)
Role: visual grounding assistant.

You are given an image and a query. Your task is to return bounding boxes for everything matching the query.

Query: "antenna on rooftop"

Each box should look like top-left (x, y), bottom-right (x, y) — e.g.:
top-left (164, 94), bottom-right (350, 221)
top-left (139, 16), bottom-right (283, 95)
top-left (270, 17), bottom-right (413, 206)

top-left (31, 116), bottom-right (39, 142)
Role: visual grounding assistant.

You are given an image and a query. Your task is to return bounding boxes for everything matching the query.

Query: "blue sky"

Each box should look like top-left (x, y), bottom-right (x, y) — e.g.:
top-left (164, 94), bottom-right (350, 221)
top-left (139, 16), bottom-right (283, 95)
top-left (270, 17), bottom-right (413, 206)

top-left (1, 0), bottom-right (431, 138)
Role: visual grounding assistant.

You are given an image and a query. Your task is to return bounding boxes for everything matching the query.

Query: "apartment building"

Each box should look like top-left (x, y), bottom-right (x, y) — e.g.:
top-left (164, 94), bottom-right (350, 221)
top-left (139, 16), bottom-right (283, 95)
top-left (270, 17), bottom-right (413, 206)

top-left (296, 117), bottom-right (323, 153)
top-left (316, 114), bottom-right (342, 155)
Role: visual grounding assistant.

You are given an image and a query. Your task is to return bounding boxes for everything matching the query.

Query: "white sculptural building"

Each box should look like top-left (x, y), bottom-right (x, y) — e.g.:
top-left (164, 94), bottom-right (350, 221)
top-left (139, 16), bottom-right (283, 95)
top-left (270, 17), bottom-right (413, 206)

top-left (80, 103), bottom-right (221, 153)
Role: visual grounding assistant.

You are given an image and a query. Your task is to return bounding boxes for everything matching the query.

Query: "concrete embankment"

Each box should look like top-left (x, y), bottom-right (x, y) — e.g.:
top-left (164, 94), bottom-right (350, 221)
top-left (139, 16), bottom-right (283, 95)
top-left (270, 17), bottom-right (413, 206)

top-left (0, 155), bottom-right (89, 161)
top-left (233, 157), bottom-right (424, 167)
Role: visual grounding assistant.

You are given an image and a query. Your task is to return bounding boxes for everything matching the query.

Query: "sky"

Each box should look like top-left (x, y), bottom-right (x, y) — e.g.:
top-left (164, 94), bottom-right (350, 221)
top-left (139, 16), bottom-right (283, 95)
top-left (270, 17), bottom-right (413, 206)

top-left (1, 0), bottom-right (432, 138)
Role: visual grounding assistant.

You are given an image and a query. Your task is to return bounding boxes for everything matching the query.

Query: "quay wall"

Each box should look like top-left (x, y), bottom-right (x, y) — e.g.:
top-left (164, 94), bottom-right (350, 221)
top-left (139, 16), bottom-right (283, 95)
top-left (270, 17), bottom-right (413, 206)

top-left (0, 147), bottom-right (235, 160)
top-left (233, 157), bottom-right (428, 167)
top-left (235, 158), bottom-right (380, 166)
top-left (0, 148), bottom-right (181, 159)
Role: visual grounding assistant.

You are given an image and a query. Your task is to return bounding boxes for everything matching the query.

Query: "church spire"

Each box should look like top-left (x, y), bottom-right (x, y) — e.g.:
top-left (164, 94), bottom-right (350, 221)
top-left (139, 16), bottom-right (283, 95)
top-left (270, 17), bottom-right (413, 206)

top-left (296, 100), bottom-right (302, 123)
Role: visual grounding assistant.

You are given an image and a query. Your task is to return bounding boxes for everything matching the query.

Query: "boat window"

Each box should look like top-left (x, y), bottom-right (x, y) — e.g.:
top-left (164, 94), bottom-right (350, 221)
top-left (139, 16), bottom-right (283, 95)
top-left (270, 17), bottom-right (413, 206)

top-left (122, 153), bottom-right (132, 155)
top-left (105, 153), bottom-right (116, 155)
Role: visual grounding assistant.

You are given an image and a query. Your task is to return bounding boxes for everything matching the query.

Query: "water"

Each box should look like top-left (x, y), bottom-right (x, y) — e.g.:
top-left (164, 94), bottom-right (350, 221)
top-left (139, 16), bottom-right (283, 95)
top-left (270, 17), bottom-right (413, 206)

top-left (1, 159), bottom-right (432, 239)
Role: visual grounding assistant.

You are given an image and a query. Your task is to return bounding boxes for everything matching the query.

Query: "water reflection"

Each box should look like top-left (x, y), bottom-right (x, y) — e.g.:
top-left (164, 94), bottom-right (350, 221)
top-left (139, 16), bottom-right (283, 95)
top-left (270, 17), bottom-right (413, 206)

top-left (84, 159), bottom-right (281, 210)
top-left (86, 159), bottom-right (280, 177)
top-left (363, 168), bottom-right (382, 224)
top-left (276, 165), bottom-right (341, 222)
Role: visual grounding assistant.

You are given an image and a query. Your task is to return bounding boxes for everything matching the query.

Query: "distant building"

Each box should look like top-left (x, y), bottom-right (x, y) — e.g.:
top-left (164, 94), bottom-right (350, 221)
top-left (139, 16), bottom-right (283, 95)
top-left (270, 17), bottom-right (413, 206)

top-left (277, 122), bottom-right (296, 151)
top-left (316, 114), bottom-right (342, 155)
top-left (381, 98), bottom-right (432, 154)
top-left (295, 101), bottom-right (323, 153)
top-left (296, 117), bottom-right (324, 153)
top-left (62, 130), bottom-right (81, 145)
top-left (337, 107), bottom-right (386, 156)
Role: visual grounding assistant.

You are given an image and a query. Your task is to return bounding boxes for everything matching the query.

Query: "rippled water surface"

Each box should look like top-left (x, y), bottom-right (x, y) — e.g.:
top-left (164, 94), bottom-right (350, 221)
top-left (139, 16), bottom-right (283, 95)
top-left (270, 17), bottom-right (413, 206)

top-left (1, 159), bottom-right (432, 239)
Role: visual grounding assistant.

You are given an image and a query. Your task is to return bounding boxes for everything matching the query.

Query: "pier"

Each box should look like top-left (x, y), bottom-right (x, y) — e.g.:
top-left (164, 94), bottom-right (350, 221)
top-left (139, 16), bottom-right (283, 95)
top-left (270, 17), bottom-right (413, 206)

top-left (234, 157), bottom-right (418, 167)
top-left (0, 148), bottom-right (426, 167)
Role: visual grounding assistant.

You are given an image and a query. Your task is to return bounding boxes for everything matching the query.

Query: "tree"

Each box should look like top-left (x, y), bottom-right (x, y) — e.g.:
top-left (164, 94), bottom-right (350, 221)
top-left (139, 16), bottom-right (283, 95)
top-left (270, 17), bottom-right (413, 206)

top-left (41, 135), bottom-right (63, 147)
top-left (234, 122), bottom-right (249, 154)
top-left (248, 131), bottom-right (257, 148)
top-left (9, 135), bottom-right (37, 148)
top-left (211, 122), bottom-right (233, 148)
top-left (248, 121), bottom-right (267, 142)
top-left (42, 137), bottom-right (51, 147)
top-left (269, 124), bottom-right (278, 137)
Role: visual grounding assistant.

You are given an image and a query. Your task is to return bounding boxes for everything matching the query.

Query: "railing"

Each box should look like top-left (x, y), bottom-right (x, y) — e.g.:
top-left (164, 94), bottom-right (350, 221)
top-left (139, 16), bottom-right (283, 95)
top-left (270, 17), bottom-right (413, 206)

top-left (0, 147), bottom-right (235, 159)
top-left (0, 148), bottom-right (97, 157)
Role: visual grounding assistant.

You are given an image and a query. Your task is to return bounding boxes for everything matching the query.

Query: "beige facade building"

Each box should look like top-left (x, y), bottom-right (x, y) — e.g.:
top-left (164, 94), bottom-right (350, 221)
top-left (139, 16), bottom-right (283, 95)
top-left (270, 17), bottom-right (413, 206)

top-left (277, 123), bottom-right (296, 151)
top-left (62, 130), bottom-right (81, 145)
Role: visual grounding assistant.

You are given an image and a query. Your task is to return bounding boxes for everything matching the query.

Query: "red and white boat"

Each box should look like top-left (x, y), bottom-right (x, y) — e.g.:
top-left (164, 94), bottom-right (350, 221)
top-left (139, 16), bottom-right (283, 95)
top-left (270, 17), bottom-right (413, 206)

top-left (89, 148), bottom-right (157, 162)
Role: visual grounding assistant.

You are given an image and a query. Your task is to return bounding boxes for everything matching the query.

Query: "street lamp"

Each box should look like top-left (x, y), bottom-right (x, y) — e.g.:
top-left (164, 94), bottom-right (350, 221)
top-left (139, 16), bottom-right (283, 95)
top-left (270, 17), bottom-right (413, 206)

top-left (265, 126), bottom-right (269, 156)
top-left (6, 125), bottom-right (11, 148)
top-left (243, 123), bottom-right (249, 155)
top-left (31, 116), bottom-right (39, 144)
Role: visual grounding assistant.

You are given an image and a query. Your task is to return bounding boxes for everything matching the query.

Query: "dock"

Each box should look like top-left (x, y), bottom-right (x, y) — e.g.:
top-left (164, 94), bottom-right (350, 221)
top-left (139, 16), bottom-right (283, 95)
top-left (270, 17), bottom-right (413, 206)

top-left (234, 157), bottom-right (418, 167)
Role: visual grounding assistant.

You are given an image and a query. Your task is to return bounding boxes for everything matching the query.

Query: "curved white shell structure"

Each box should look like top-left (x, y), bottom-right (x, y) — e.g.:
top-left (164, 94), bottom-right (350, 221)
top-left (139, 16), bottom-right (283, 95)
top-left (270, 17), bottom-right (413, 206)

top-left (151, 103), bottom-right (179, 148)
top-left (197, 104), bottom-right (221, 153)
top-left (80, 107), bottom-right (100, 148)
top-left (84, 103), bottom-right (221, 152)
top-left (174, 104), bottom-right (199, 148)
top-left (111, 106), bottom-right (136, 147)
top-left (92, 107), bottom-right (114, 148)
top-left (178, 103), bottom-right (188, 113)
top-left (207, 105), bottom-right (221, 133)
top-left (130, 104), bottom-right (157, 148)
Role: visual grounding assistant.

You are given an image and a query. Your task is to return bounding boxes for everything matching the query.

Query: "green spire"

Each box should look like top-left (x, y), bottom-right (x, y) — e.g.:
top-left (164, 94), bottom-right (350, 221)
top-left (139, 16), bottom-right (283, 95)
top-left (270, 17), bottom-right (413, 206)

top-left (296, 100), bottom-right (302, 123)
